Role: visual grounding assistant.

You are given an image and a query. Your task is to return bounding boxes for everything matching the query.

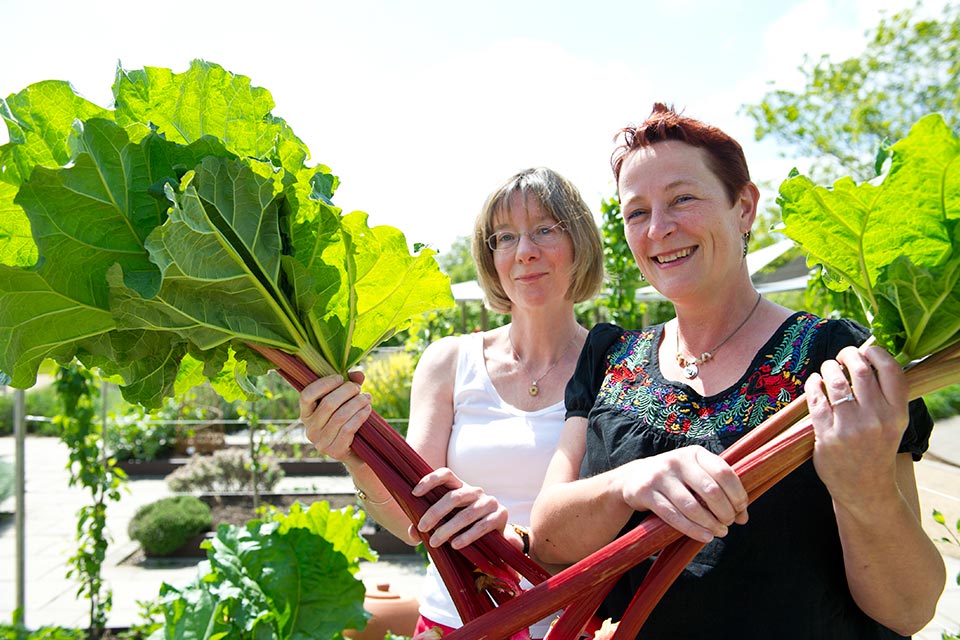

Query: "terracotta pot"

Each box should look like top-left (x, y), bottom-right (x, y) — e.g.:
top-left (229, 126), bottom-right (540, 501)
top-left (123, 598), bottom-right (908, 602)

top-left (344, 582), bottom-right (420, 639)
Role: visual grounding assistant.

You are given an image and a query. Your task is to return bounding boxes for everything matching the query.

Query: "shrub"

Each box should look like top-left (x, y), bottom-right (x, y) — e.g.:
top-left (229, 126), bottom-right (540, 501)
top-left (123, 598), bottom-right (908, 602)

top-left (165, 448), bottom-right (283, 493)
top-left (105, 412), bottom-right (178, 462)
top-left (921, 383), bottom-right (960, 421)
top-left (127, 495), bottom-right (212, 556)
top-left (362, 348), bottom-right (417, 437)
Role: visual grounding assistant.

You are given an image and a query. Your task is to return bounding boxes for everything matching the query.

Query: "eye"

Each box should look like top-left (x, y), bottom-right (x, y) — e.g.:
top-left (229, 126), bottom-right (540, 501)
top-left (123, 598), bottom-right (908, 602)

top-left (673, 194), bottom-right (695, 205)
top-left (625, 209), bottom-right (648, 221)
top-left (497, 231), bottom-right (517, 244)
top-left (535, 225), bottom-right (556, 237)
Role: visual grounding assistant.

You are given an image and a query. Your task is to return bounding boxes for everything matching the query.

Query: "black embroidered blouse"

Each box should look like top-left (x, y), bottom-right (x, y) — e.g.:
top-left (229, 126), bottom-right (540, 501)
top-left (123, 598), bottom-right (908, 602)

top-left (566, 313), bottom-right (932, 639)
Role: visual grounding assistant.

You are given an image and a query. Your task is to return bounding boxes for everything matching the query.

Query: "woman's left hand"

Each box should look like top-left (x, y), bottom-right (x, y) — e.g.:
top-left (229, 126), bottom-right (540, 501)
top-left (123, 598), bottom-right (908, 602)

top-left (409, 467), bottom-right (509, 550)
top-left (804, 344), bottom-right (909, 512)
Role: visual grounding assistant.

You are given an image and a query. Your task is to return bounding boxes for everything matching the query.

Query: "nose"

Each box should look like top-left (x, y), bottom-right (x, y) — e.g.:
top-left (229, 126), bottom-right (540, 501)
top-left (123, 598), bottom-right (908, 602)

top-left (514, 233), bottom-right (541, 260)
top-left (646, 205), bottom-right (675, 239)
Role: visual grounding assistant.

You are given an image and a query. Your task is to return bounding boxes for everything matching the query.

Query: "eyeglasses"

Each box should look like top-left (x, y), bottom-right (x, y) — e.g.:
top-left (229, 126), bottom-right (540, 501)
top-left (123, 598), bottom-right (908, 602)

top-left (485, 221), bottom-right (567, 252)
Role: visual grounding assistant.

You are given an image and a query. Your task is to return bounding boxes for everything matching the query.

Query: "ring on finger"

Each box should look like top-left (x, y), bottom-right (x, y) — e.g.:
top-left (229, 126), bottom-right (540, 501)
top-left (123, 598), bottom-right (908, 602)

top-left (830, 392), bottom-right (856, 408)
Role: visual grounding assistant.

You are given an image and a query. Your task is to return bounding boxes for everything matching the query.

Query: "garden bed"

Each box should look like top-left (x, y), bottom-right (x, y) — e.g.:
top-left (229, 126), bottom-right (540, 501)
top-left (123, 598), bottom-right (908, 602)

top-left (116, 456), bottom-right (345, 477)
top-left (129, 492), bottom-right (416, 559)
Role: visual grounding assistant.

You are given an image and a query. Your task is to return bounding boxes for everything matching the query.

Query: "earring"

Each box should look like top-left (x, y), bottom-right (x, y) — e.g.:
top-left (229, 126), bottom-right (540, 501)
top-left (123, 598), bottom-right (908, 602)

top-left (742, 231), bottom-right (751, 257)
top-left (639, 271), bottom-right (646, 281)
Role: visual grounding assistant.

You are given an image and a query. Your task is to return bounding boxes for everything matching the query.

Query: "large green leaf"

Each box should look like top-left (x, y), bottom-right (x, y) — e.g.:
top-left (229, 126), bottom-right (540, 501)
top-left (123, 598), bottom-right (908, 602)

top-left (273, 502), bottom-right (378, 572)
top-left (778, 113), bottom-right (960, 362)
top-left (113, 59), bottom-right (310, 174)
top-left (0, 80), bottom-right (112, 187)
top-left (1, 60), bottom-right (454, 408)
top-left (0, 180), bottom-right (37, 266)
top-left (174, 519), bottom-right (369, 640)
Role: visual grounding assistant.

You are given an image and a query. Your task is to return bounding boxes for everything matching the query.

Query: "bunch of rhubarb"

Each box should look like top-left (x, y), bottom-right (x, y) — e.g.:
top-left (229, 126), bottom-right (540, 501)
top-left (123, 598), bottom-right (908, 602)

top-left (0, 60), bottom-right (551, 628)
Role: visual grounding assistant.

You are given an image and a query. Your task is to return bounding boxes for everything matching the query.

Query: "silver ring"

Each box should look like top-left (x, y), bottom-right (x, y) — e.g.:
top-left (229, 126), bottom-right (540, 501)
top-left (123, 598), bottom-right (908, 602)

top-left (830, 392), bottom-right (856, 408)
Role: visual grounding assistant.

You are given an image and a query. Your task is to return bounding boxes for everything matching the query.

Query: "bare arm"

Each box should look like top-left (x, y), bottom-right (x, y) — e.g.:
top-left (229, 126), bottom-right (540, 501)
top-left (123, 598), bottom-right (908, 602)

top-left (531, 416), bottom-right (748, 566)
top-left (404, 336), bottom-right (509, 549)
top-left (806, 345), bottom-right (946, 635)
top-left (300, 336), bottom-right (508, 548)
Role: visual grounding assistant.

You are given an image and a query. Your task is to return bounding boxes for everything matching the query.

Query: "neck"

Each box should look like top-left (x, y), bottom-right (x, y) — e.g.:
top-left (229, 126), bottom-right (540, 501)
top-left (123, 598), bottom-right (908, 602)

top-left (675, 289), bottom-right (762, 354)
top-left (508, 312), bottom-right (583, 362)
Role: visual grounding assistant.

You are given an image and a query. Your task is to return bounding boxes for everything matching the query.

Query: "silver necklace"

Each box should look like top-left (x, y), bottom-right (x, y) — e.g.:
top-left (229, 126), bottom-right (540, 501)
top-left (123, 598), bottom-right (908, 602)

top-left (508, 329), bottom-right (580, 396)
top-left (675, 293), bottom-right (762, 380)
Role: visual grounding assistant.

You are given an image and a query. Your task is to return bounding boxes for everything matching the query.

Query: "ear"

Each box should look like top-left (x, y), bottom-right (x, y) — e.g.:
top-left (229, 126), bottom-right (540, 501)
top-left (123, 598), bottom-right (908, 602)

top-left (737, 182), bottom-right (761, 234)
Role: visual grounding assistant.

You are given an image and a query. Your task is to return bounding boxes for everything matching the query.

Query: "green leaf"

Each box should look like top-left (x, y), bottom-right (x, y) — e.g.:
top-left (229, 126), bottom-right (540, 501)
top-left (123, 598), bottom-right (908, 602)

top-left (272, 502), bottom-right (378, 571)
top-left (298, 209), bottom-right (454, 372)
top-left (778, 113), bottom-right (960, 362)
top-left (1, 80), bottom-right (113, 187)
top-left (170, 519), bottom-right (369, 640)
top-left (1, 60), bottom-right (454, 411)
top-left (113, 59), bottom-right (309, 173)
top-left (0, 181), bottom-right (37, 267)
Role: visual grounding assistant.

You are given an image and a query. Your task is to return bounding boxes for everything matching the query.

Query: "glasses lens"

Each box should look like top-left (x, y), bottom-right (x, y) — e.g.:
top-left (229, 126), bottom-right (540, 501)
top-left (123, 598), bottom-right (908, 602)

top-left (487, 222), bottom-right (564, 252)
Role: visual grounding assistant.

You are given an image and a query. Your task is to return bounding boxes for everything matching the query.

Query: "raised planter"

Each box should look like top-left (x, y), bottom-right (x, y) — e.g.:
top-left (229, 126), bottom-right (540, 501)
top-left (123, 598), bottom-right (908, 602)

top-left (116, 457), bottom-right (346, 477)
top-left (142, 493), bottom-right (415, 557)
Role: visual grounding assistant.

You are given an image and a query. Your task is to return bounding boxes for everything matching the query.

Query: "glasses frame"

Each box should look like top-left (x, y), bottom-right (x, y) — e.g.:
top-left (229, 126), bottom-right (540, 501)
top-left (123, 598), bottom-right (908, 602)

top-left (485, 221), bottom-right (567, 252)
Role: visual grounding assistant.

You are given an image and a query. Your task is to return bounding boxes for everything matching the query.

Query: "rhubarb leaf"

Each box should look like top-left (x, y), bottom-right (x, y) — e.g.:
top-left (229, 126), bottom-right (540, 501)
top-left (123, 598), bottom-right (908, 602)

top-left (778, 113), bottom-right (960, 363)
top-left (272, 502), bottom-right (378, 572)
top-left (197, 520), bottom-right (369, 640)
top-left (0, 60), bottom-right (453, 408)
top-left (113, 60), bottom-right (309, 174)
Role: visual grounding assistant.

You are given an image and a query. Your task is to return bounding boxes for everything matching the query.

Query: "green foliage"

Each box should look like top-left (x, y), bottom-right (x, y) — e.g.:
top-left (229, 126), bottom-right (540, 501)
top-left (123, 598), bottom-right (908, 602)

top-left (153, 502), bottom-right (374, 640)
top-left (742, 1), bottom-right (960, 182)
top-left (436, 235), bottom-right (477, 284)
top-left (778, 114), bottom-right (960, 365)
top-left (597, 196), bottom-right (645, 328)
top-left (0, 59), bottom-right (454, 409)
top-left (922, 384), bottom-right (960, 421)
top-left (127, 495), bottom-right (212, 556)
top-left (54, 363), bottom-right (126, 637)
top-left (0, 624), bottom-right (86, 639)
top-left (165, 448), bottom-right (284, 493)
top-left (362, 349), bottom-right (416, 437)
top-left (0, 385), bottom-right (60, 436)
top-left (0, 458), bottom-right (12, 504)
top-left (105, 412), bottom-right (178, 462)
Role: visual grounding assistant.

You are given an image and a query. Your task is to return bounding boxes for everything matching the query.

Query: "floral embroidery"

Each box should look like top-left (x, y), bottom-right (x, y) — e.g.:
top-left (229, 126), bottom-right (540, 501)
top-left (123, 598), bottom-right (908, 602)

top-left (596, 314), bottom-right (827, 442)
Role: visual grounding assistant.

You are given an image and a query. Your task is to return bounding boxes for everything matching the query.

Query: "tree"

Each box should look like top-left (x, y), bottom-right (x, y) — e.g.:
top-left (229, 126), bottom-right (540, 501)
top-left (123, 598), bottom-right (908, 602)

top-left (436, 235), bottom-right (477, 284)
top-left (742, 1), bottom-right (959, 182)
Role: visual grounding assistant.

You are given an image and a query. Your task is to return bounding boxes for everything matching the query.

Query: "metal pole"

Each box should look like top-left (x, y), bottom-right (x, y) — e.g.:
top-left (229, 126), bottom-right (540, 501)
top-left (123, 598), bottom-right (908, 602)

top-left (14, 388), bottom-right (26, 626)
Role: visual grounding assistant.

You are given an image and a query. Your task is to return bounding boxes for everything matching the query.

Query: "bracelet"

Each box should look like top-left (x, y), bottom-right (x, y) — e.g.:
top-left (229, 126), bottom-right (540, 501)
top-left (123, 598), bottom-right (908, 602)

top-left (355, 486), bottom-right (392, 505)
top-left (511, 524), bottom-right (531, 555)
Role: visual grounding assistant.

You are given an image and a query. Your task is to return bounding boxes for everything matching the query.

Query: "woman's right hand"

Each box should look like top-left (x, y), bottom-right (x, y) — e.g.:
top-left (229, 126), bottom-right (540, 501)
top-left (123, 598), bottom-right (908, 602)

top-left (299, 371), bottom-right (371, 466)
top-left (411, 467), bottom-right (509, 550)
top-left (617, 445), bottom-right (748, 543)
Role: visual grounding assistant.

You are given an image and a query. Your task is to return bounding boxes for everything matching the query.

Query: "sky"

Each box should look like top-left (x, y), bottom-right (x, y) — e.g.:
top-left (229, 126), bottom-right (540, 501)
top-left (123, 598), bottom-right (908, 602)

top-left (0, 0), bottom-right (944, 255)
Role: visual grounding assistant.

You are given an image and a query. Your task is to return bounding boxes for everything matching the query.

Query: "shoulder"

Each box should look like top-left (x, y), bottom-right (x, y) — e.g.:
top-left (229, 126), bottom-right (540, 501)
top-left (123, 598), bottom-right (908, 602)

top-left (416, 334), bottom-right (467, 380)
top-left (585, 322), bottom-right (627, 352)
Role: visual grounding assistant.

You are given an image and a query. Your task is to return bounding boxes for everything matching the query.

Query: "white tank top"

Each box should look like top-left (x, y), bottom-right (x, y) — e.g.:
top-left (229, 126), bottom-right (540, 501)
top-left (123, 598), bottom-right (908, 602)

top-left (417, 331), bottom-right (565, 637)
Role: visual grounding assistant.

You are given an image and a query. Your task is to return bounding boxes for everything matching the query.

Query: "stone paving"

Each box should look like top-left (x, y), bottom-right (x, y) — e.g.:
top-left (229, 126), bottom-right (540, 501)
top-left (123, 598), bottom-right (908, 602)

top-left (1, 415), bottom-right (959, 637)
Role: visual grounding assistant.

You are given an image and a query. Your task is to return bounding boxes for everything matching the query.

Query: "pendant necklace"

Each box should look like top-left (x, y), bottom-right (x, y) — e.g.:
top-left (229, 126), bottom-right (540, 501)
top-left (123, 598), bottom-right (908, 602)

top-left (676, 292), bottom-right (762, 380)
top-left (508, 329), bottom-right (580, 396)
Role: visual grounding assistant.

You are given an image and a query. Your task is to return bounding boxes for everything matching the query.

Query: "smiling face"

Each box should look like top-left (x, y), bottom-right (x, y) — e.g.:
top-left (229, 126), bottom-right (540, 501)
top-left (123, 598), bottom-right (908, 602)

top-left (491, 192), bottom-right (576, 312)
top-left (617, 140), bottom-right (757, 304)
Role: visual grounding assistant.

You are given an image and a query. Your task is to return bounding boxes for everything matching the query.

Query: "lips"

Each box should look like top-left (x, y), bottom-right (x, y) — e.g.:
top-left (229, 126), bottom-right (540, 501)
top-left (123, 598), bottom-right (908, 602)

top-left (515, 272), bottom-right (547, 283)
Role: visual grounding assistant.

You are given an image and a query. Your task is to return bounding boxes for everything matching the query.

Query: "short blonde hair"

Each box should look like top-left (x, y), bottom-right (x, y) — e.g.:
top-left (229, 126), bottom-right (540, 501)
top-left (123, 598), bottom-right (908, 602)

top-left (471, 167), bottom-right (605, 314)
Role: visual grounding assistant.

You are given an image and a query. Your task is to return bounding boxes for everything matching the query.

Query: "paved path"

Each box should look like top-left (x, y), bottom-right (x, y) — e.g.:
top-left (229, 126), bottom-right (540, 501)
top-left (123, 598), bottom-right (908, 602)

top-left (2, 416), bottom-right (960, 637)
